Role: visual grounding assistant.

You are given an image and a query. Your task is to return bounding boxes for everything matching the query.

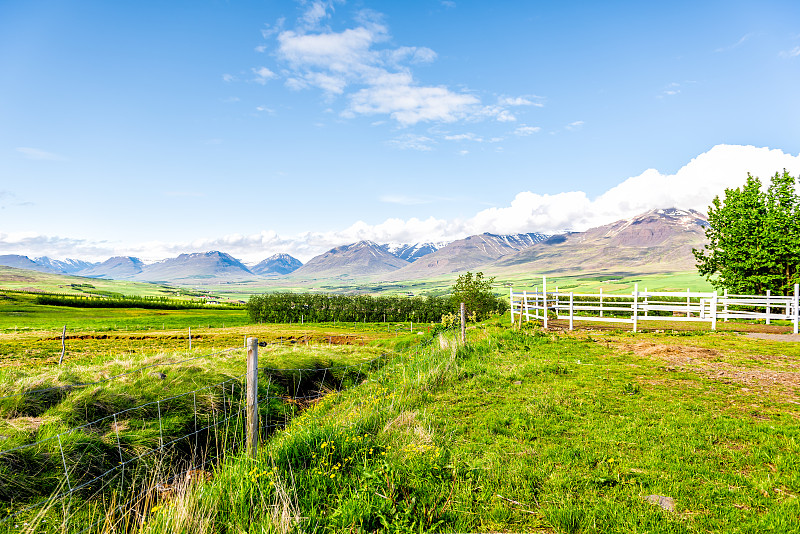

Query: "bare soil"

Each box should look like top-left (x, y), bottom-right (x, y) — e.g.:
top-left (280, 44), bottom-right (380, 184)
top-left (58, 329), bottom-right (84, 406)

top-left (617, 341), bottom-right (800, 397)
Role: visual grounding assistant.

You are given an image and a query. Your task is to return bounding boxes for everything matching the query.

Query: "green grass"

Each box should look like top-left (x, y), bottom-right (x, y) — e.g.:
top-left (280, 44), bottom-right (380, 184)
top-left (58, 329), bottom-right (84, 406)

top-left (0, 267), bottom-right (201, 299)
top-left (93, 322), bottom-right (799, 533)
top-left (0, 337), bottom-right (399, 533)
top-left (4, 312), bottom-right (799, 533)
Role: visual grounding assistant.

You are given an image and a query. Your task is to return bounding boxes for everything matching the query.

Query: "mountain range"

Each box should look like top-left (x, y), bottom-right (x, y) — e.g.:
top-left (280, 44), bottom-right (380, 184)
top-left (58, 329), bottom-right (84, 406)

top-left (0, 208), bottom-right (708, 285)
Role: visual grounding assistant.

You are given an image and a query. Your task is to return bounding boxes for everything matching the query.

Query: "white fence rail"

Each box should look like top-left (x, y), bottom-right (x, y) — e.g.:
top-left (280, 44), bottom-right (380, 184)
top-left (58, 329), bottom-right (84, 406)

top-left (510, 278), bottom-right (800, 334)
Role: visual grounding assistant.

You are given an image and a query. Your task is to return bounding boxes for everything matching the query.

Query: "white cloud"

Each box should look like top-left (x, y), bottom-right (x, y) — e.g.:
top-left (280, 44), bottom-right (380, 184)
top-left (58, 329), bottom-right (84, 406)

top-left (495, 110), bottom-right (516, 122)
top-left (779, 46), bottom-right (800, 58)
top-left (14, 145), bottom-right (795, 264)
top-left (349, 82), bottom-right (480, 125)
top-left (261, 18), bottom-right (285, 39)
top-left (380, 194), bottom-right (432, 205)
top-left (715, 33), bottom-right (751, 53)
top-left (386, 46), bottom-right (437, 65)
top-left (256, 7), bottom-right (537, 127)
top-left (300, 1), bottom-right (335, 29)
top-left (16, 147), bottom-right (62, 161)
top-left (565, 120), bottom-right (584, 131)
top-left (444, 133), bottom-right (482, 142)
top-left (387, 133), bottom-right (436, 151)
top-left (498, 96), bottom-right (544, 107)
top-left (0, 232), bottom-right (114, 262)
top-left (252, 67), bottom-right (277, 84)
top-left (299, 144), bottom-right (800, 253)
top-left (514, 125), bottom-right (541, 136)
top-left (466, 144), bottom-right (800, 235)
top-left (222, 73), bottom-right (236, 82)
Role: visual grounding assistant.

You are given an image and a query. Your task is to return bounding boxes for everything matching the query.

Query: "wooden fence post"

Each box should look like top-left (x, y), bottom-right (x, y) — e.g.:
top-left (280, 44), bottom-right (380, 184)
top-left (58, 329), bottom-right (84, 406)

top-left (460, 302), bottom-right (466, 344)
top-left (59, 325), bottom-right (66, 365)
top-left (246, 337), bottom-right (259, 459)
top-left (509, 287), bottom-right (515, 325)
top-left (189, 327), bottom-right (192, 350)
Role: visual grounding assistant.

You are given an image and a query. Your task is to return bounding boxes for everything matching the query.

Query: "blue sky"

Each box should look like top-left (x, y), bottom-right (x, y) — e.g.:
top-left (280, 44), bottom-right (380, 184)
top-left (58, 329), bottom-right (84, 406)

top-left (2, 0), bottom-right (799, 262)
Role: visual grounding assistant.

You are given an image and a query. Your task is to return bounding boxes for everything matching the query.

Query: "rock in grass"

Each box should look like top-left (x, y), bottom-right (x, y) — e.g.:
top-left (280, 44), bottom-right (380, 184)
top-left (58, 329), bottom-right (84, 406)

top-left (645, 495), bottom-right (675, 512)
top-left (150, 372), bottom-right (167, 380)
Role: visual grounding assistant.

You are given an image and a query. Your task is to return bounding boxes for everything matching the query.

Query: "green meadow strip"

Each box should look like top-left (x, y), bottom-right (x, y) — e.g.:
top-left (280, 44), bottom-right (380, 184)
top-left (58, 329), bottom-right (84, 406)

top-left (134, 323), bottom-right (799, 533)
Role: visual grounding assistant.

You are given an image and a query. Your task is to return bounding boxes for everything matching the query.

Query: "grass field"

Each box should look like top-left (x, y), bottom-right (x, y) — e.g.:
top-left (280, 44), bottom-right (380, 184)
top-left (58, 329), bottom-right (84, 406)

top-left (0, 267), bottom-right (218, 300)
top-left (113, 322), bottom-right (799, 533)
top-left (0, 262), bottom-right (711, 302)
top-left (2, 292), bottom-right (798, 532)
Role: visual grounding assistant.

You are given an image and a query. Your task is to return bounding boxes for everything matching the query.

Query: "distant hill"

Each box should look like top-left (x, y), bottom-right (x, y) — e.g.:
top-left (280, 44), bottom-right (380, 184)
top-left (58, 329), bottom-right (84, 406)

top-left (0, 254), bottom-right (59, 274)
top-left (0, 208), bottom-right (711, 287)
top-left (80, 256), bottom-right (144, 279)
top-left (384, 232), bottom-right (549, 281)
top-left (383, 243), bottom-right (443, 262)
top-left (35, 257), bottom-right (96, 274)
top-left (290, 241), bottom-right (410, 279)
top-left (250, 253), bottom-right (303, 275)
top-left (491, 208), bottom-right (708, 275)
top-left (137, 251), bottom-right (253, 282)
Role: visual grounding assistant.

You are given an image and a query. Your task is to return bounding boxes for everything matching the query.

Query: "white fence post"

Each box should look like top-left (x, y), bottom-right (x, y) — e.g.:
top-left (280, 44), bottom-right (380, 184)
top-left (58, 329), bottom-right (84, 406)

top-left (599, 287), bottom-right (604, 318)
top-left (766, 290), bottom-right (771, 325)
top-left (632, 283), bottom-right (639, 333)
top-left (644, 288), bottom-right (648, 317)
top-left (724, 289), bottom-right (728, 322)
top-left (555, 287), bottom-right (559, 320)
top-left (711, 291), bottom-right (718, 331)
top-left (794, 284), bottom-right (799, 335)
top-left (522, 290), bottom-right (528, 323)
top-left (686, 288), bottom-right (691, 318)
top-left (569, 292), bottom-right (574, 331)
top-left (543, 276), bottom-right (548, 329)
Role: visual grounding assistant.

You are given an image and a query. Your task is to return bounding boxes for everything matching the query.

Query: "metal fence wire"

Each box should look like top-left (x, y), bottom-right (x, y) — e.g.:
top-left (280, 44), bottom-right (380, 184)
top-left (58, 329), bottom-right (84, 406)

top-left (0, 339), bottom-right (394, 531)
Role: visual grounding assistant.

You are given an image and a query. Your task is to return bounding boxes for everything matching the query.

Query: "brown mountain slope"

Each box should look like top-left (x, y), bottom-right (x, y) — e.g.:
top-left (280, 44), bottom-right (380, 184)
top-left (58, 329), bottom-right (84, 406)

top-left (382, 232), bottom-right (549, 281)
top-left (289, 241), bottom-right (410, 280)
top-left (491, 208), bottom-right (708, 275)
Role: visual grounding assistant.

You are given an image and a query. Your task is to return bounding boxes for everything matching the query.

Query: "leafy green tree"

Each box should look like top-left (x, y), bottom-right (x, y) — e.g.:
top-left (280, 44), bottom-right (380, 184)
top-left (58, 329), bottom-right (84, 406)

top-left (693, 170), bottom-right (800, 294)
top-left (449, 271), bottom-right (506, 321)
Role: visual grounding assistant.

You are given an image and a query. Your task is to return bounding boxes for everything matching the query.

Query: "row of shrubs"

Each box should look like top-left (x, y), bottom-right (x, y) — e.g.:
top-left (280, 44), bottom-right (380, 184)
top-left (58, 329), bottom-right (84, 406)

top-left (34, 294), bottom-right (241, 310)
top-left (247, 292), bottom-right (456, 323)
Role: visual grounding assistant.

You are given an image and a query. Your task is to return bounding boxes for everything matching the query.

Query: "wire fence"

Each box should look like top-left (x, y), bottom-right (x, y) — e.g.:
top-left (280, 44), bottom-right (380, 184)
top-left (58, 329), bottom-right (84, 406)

top-left (0, 339), bottom-right (390, 532)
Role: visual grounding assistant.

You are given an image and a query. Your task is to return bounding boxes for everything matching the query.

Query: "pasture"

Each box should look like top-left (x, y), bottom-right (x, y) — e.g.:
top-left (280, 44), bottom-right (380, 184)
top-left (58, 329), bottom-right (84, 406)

top-left (1, 294), bottom-right (798, 533)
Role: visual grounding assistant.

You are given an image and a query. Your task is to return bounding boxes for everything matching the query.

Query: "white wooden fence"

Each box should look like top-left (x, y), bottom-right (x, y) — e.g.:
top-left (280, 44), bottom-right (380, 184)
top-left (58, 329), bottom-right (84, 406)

top-left (510, 277), bottom-right (800, 334)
